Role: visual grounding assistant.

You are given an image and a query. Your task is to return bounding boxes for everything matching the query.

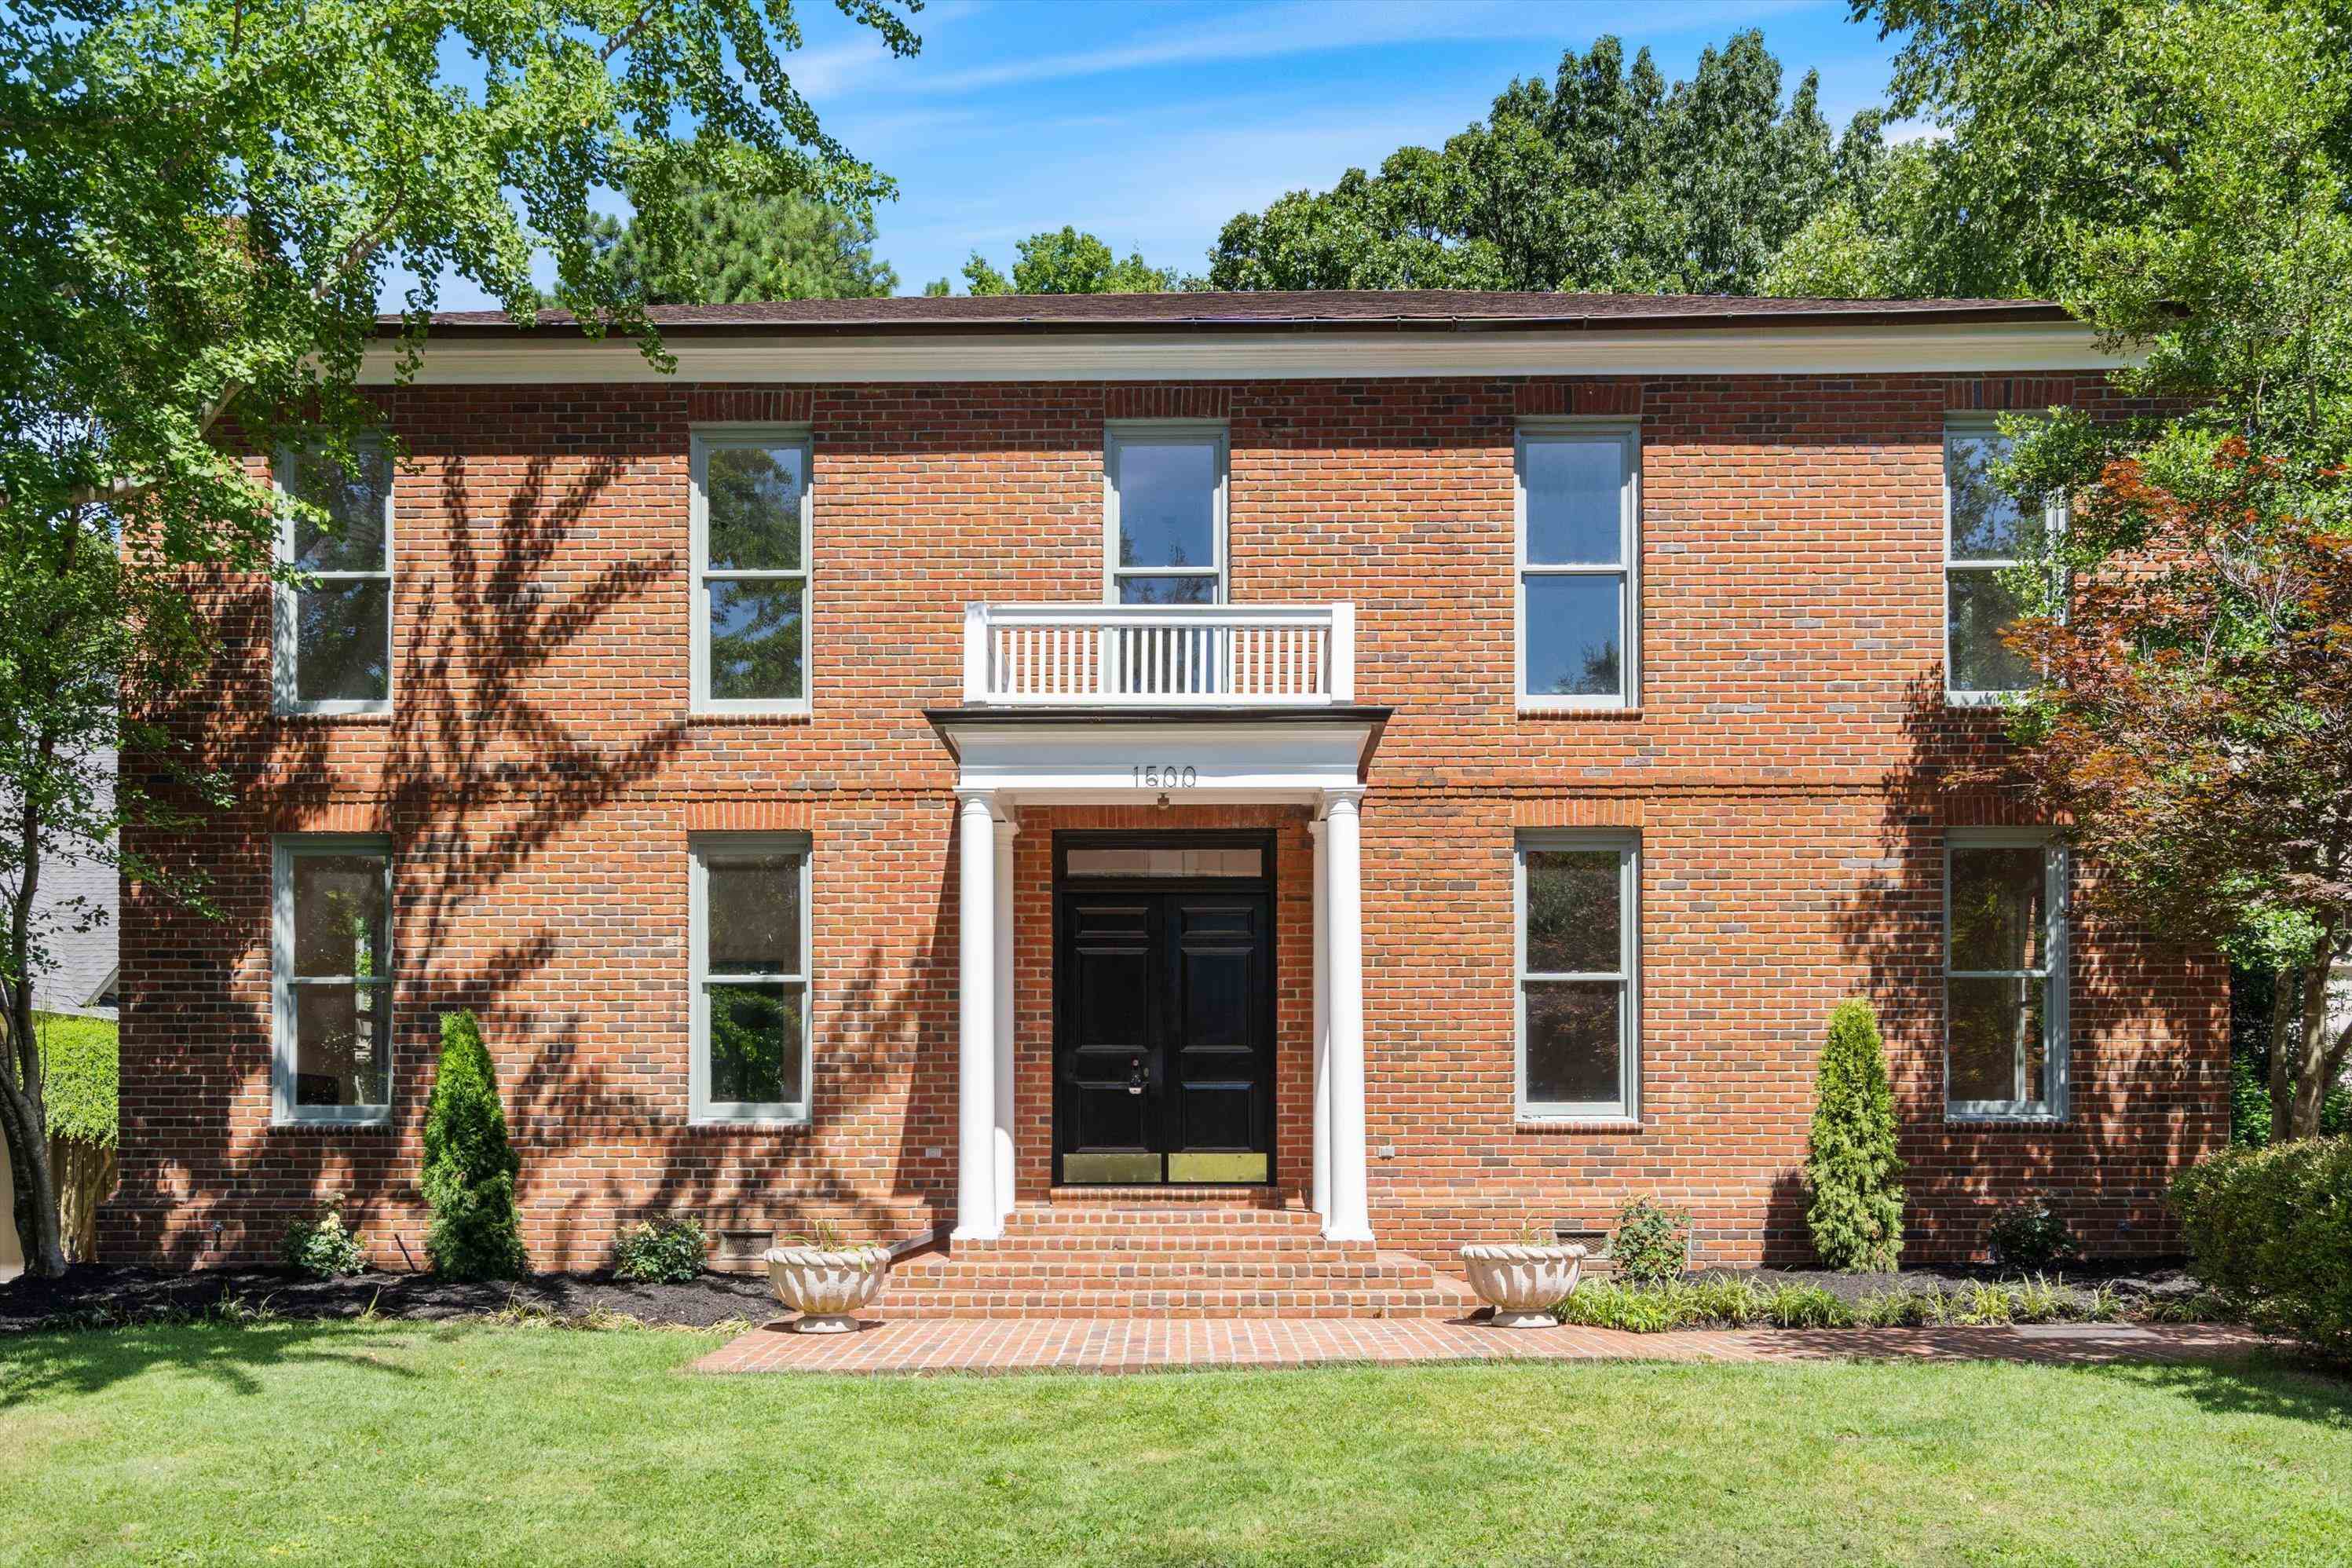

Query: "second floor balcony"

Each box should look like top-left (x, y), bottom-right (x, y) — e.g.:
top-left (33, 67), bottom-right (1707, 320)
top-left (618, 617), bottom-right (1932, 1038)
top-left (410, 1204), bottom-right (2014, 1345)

top-left (961, 603), bottom-right (1356, 709)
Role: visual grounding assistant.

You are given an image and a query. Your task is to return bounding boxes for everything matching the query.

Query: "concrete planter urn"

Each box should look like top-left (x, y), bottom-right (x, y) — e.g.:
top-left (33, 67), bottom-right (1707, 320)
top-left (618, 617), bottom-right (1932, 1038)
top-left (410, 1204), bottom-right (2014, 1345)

top-left (1460, 1242), bottom-right (1589, 1328)
top-left (763, 1245), bottom-right (893, 1334)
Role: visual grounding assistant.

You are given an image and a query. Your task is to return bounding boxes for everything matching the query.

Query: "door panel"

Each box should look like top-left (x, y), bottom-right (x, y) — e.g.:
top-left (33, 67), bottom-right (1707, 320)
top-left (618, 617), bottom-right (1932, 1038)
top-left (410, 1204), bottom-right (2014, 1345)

top-left (1055, 876), bottom-right (1273, 1185)
top-left (1061, 898), bottom-right (1158, 1170)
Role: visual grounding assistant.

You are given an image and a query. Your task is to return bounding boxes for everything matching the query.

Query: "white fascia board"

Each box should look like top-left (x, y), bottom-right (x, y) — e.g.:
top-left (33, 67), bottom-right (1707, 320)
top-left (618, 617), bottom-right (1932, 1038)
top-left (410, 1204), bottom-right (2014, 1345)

top-left (942, 718), bottom-right (1377, 800)
top-left (362, 320), bottom-right (2136, 387)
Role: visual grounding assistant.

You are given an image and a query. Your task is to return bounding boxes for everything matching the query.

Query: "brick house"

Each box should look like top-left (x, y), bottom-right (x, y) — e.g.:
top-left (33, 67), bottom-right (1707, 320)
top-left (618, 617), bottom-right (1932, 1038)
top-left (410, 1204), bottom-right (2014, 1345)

top-left (108, 292), bottom-right (2227, 1314)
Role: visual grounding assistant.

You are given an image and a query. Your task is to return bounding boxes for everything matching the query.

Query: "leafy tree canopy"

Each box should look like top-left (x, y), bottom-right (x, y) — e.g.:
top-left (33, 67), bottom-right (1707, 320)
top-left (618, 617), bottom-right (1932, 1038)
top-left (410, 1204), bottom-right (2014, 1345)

top-left (594, 188), bottom-right (898, 305)
top-left (1854, 0), bottom-right (2352, 1136)
top-left (963, 227), bottom-right (1180, 294)
top-left (1208, 31), bottom-right (1864, 294)
top-left (0, 0), bottom-right (917, 1277)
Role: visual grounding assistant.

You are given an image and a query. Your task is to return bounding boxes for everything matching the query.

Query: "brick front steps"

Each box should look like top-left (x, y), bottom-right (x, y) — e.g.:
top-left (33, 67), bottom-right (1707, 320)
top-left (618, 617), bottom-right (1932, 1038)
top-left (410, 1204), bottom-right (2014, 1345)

top-left (881, 1198), bottom-right (1481, 1321)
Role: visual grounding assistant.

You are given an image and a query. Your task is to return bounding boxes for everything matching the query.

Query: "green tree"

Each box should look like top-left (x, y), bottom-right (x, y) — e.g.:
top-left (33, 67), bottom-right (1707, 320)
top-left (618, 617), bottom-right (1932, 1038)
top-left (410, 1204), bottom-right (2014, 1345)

top-left (1209, 32), bottom-right (1857, 294)
top-left (0, 0), bottom-right (917, 1277)
top-left (962, 227), bottom-right (1179, 294)
top-left (594, 189), bottom-right (897, 305)
top-left (1805, 999), bottom-right (1904, 1272)
top-left (1853, 0), bottom-right (2352, 1137)
top-left (421, 1011), bottom-right (525, 1281)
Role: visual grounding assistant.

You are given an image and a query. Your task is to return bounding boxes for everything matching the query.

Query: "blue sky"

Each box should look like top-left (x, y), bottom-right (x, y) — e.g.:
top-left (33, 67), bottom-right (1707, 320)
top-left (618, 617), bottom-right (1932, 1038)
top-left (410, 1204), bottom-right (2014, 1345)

top-left (409, 0), bottom-right (1904, 310)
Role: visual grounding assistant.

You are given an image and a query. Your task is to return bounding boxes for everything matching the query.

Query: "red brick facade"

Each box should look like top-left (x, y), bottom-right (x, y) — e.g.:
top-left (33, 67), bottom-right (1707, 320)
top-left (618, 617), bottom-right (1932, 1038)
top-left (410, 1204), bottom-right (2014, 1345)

top-left (107, 367), bottom-right (2228, 1273)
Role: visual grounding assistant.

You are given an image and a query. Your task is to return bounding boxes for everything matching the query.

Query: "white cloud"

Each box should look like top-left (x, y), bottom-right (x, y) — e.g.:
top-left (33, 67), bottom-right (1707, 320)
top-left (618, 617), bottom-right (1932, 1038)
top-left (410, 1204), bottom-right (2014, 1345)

top-left (829, 0), bottom-right (1827, 101)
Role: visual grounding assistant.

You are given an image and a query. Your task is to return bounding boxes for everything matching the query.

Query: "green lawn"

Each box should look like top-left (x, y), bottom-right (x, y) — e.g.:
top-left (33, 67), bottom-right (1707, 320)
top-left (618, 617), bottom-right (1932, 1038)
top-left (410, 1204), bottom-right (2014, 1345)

top-left (2, 1322), bottom-right (2348, 1566)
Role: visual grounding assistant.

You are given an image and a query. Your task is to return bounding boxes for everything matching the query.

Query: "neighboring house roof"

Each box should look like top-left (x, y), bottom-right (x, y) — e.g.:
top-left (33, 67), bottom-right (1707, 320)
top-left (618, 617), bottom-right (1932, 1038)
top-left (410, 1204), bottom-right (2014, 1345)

top-left (396, 291), bottom-right (2074, 338)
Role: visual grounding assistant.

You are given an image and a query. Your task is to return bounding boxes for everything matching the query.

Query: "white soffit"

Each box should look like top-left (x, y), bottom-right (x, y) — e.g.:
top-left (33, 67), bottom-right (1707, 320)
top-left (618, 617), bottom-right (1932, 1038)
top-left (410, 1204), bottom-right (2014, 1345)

top-left (362, 320), bottom-right (2135, 386)
top-left (938, 717), bottom-right (1379, 801)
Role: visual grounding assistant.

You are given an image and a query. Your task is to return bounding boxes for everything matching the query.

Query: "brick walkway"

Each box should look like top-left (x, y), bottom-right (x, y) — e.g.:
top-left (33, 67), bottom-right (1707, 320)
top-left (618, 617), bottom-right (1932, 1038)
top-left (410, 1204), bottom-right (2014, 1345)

top-left (692, 1315), bottom-right (2267, 1376)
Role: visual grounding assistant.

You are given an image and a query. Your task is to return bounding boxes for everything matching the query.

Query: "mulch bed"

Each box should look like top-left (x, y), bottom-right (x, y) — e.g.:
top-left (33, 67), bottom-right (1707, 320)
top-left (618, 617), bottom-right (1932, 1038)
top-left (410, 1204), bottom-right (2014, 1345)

top-left (5, 1256), bottom-right (2206, 1337)
top-left (0, 1263), bottom-right (779, 1336)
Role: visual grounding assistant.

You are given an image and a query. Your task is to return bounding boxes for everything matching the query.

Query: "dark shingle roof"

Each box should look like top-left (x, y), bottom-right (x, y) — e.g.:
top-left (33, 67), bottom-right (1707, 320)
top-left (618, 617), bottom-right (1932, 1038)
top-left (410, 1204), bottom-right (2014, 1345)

top-left (402, 289), bottom-right (2068, 337)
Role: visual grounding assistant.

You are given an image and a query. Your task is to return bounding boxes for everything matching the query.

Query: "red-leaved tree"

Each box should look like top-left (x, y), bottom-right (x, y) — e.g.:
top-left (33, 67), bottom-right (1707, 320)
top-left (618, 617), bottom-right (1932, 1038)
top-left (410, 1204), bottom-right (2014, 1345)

top-left (2003, 443), bottom-right (2352, 1139)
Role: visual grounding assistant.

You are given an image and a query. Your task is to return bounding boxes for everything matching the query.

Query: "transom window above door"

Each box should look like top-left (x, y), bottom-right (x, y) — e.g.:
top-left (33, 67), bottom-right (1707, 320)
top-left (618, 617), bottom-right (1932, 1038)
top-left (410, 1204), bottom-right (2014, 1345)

top-left (1106, 423), bottom-right (1227, 604)
top-left (693, 427), bottom-right (811, 714)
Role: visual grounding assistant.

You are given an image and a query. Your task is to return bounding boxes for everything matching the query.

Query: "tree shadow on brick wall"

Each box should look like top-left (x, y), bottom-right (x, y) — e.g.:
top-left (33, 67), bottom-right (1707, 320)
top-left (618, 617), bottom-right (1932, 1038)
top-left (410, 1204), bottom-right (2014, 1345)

top-left (1820, 667), bottom-right (2222, 1267)
top-left (187, 451), bottom-right (702, 1259)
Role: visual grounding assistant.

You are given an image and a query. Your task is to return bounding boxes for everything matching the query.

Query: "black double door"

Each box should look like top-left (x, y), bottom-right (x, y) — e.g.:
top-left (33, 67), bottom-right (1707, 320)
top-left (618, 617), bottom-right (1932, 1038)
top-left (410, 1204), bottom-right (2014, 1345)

top-left (1055, 879), bottom-right (1275, 1186)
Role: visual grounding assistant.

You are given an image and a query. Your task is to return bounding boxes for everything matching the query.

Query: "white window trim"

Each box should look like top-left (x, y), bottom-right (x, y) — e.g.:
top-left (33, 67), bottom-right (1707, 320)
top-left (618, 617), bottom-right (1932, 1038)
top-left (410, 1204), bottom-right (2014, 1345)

top-left (1944, 417), bottom-right (2066, 707)
top-left (1515, 830), bottom-right (1641, 1123)
top-left (1103, 420), bottom-right (1229, 605)
top-left (273, 443), bottom-right (395, 717)
top-left (690, 832), bottom-right (814, 1126)
top-left (691, 425), bottom-right (814, 717)
top-left (1944, 828), bottom-right (2070, 1122)
top-left (271, 834), bottom-right (393, 1127)
top-left (1516, 419), bottom-right (1641, 711)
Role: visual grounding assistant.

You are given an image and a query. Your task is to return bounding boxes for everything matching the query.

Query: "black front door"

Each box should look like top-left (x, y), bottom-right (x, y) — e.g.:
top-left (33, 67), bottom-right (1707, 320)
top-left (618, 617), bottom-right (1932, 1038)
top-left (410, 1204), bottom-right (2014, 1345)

top-left (1055, 845), bottom-right (1275, 1186)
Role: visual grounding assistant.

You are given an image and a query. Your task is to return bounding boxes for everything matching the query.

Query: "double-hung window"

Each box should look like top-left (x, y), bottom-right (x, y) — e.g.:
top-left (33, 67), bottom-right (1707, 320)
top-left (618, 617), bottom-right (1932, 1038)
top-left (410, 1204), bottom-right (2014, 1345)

top-left (1945, 832), bottom-right (2069, 1120)
top-left (1945, 422), bottom-right (2061, 703)
top-left (272, 836), bottom-right (393, 1124)
top-left (276, 444), bottom-right (393, 715)
top-left (693, 428), bottom-right (812, 714)
top-left (690, 835), bottom-right (812, 1124)
top-left (1516, 833), bottom-right (1639, 1120)
top-left (1105, 423), bottom-right (1226, 604)
top-left (1518, 423), bottom-right (1638, 708)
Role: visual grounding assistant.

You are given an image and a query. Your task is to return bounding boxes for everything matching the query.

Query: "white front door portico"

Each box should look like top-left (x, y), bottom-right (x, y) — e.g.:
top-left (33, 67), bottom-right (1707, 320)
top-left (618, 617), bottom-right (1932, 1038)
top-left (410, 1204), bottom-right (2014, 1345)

top-left (931, 604), bottom-right (1384, 1243)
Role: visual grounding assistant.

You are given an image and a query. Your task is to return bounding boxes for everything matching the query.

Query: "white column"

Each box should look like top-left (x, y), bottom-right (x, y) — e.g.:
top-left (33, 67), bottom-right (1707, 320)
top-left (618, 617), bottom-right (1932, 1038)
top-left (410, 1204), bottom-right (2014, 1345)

top-left (953, 790), bottom-right (1000, 1240)
top-left (1322, 788), bottom-right (1373, 1243)
top-left (1309, 817), bottom-right (1331, 1219)
top-left (992, 805), bottom-right (1018, 1226)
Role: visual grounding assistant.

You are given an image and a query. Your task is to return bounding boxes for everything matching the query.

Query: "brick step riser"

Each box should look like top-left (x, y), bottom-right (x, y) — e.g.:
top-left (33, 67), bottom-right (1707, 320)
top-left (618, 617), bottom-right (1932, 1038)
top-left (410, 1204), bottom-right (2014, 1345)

top-left (883, 1297), bottom-right (1472, 1320)
top-left (952, 1237), bottom-right (1378, 1257)
top-left (892, 1268), bottom-right (1444, 1289)
top-left (1000, 1216), bottom-right (1329, 1234)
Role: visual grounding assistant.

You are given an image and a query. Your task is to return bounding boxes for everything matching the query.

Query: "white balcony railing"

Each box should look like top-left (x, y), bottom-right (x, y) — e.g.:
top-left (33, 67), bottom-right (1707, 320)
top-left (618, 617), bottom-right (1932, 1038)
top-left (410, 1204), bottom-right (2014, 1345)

top-left (963, 602), bottom-right (1355, 707)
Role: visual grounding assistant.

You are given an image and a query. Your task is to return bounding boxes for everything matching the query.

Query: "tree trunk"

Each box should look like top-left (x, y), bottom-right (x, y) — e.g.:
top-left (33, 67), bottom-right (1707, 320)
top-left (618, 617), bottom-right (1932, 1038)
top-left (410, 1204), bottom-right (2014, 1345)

top-left (49, 1136), bottom-right (116, 1263)
top-left (0, 990), bottom-right (68, 1277)
top-left (2285, 922), bottom-right (2342, 1142)
top-left (2268, 964), bottom-right (2302, 1144)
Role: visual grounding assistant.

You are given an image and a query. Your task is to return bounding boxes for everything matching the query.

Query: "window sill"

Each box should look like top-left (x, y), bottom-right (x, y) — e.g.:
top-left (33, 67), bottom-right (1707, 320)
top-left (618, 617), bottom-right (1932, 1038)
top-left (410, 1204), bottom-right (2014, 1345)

top-left (689, 710), bottom-right (812, 726)
top-left (1518, 705), bottom-right (1643, 722)
top-left (686, 1117), bottom-right (811, 1133)
top-left (1944, 692), bottom-right (2021, 710)
top-left (1516, 1117), bottom-right (1644, 1134)
top-left (276, 708), bottom-right (393, 725)
top-left (1944, 1112), bottom-right (2066, 1128)
top-left (269, 1115), bottom-right (393, 1132)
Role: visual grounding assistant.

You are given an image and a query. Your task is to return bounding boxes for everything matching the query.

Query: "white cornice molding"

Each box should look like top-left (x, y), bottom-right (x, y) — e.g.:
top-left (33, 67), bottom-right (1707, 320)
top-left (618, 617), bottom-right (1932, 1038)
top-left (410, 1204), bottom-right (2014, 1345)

top-left (360, 320), bottom-right (2134, 387)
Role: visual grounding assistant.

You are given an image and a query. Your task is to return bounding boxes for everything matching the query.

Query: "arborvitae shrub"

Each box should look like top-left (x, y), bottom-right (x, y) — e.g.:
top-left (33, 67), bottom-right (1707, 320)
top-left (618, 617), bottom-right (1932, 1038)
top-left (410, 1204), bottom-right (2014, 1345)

top-left (1805, 997), bottom-right (1905, 1271)
top-left (421, 1011), bottom-right (526, 1281)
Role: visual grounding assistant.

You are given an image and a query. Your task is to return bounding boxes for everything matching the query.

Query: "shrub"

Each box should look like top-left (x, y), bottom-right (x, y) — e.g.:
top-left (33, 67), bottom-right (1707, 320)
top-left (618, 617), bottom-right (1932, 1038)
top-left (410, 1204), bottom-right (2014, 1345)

top-left (421, 1011), bottom-right (527, 1281)
top-left (1610, 1198), bottom-right (1692, 1285)
top-left (2173, 1138), bottom-right (2352, 1361)
top-left (1984, 1199), bottom-right (2080, 1270)
top-left (280, 1196), bottom-right (371, 1278)
top-left (36, 1012), bottom-right (119, 1263)
top-left (1804, 997), bottom-right (1905, 1272)
top-left (614, 1212), bottom-right (708, 1283)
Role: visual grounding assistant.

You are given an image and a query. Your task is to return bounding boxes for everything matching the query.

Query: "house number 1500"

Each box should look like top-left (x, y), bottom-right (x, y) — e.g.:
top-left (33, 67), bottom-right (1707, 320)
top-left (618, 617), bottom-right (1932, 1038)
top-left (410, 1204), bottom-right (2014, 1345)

top-left (1133, 765), bottom-right (1198, 788)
